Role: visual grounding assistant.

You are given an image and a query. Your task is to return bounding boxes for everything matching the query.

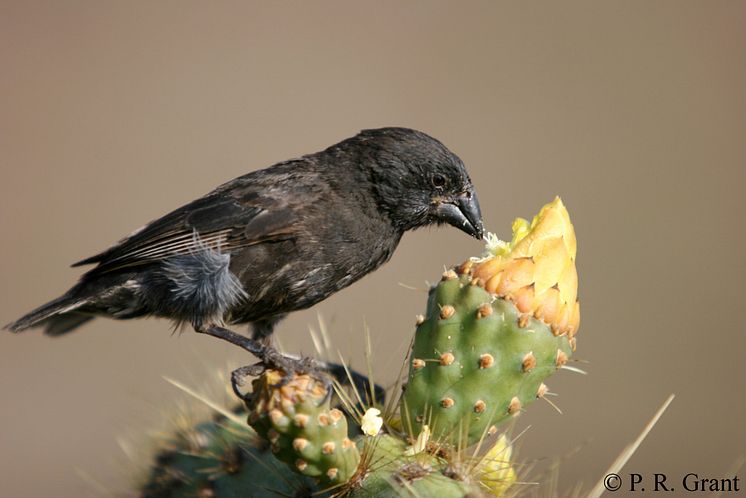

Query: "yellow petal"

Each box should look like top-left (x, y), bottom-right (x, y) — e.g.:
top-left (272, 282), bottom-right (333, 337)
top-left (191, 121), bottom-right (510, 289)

top-left (557, 261), bottom-right (578, 305)
top-left (533, 238), bottom-right (569, 296)
top-left (479, 434), bottom-right (517, 496)
top-left (496, 257), bottom-right (535, 295)
top-left (469, 197), bottom-right (580, 337)
top-left (404, 424), bottom-right (431, 455)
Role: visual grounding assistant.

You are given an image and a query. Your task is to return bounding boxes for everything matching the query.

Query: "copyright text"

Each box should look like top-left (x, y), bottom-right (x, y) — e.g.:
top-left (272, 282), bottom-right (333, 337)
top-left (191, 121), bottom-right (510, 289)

top-left (603, 473), bottom-right (740, 493)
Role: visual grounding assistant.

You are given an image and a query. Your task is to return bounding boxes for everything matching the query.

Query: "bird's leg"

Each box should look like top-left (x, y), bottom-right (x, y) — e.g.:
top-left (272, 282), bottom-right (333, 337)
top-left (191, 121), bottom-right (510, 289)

top-left (197, 325), bottom-right (269, 357)
top-left (251, 318), bottom-right (386, 404)
top-left (199, 325), bottom-right (324, 399)
top-left (197, 325), bottom-right (385, 405)
top-left (196, 325), bottom-right (315, 374)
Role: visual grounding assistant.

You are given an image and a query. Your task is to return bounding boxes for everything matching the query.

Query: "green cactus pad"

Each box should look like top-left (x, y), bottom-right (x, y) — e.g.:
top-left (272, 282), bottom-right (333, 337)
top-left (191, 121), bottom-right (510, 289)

top-left (142, 415), bottom-right (494, 498)
top-left (400, 273), bottom-right (572, 446)
top-left (141, 414), bottom-right (318, 498)
top-left (347, 435), bottom-right (480, 498)
top-left (247, 370), bottom-right (361, 486)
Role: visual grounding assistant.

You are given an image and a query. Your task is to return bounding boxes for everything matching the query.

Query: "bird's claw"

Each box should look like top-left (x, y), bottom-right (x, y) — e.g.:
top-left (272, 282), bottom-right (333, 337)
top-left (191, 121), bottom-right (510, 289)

top-left (198, 325), bottom-right (380, 407)
top-left (231, 357), bottom-right (333, 406)
top-left (260, 351), bottom-right (333, 397)
top-left (230, 363), bottom-right (264, 402)
top-left (259, 347), bottom-right (319, 376)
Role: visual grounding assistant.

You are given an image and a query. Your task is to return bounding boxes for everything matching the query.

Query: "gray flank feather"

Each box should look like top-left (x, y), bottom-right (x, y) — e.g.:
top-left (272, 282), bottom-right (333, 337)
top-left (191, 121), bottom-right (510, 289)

top-left (142, 232), bottom-right (247, 329)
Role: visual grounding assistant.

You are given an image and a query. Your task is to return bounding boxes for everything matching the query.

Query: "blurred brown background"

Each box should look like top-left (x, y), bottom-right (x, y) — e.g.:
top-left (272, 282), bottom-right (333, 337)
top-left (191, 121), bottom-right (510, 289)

top-left (1, 1), bottom-right (744, 496)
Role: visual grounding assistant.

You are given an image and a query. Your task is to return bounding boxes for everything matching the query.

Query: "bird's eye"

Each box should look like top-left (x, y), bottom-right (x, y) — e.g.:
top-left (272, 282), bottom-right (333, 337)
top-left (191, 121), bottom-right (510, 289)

top-left (432, 174), bottom-right (447, 189)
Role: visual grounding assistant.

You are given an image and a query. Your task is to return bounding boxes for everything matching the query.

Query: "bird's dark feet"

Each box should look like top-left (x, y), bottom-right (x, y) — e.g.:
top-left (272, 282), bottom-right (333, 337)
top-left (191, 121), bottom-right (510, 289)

top-left (230, 360), bottom-right (332, 406)
top-left (230, 363), bottom-right (264, 402)
top-left (197, 324), bottom-right (385, 405)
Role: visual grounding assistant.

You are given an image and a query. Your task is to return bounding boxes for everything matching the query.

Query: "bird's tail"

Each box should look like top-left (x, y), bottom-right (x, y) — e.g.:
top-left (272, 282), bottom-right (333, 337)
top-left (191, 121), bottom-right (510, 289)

top-left (5, 291), bottom-right (94, 336)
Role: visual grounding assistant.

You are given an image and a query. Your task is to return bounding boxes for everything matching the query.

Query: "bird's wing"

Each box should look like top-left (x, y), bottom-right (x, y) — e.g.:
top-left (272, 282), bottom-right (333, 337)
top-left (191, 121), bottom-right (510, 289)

top-left (74, 184), bottom-right (301, 275)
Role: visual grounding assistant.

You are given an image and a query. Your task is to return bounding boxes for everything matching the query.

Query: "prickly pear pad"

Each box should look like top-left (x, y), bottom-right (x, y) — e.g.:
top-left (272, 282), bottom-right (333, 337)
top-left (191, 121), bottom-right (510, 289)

top-left (401, 274), bottom-right (572, 446)
top-left (141, 416), bottom-right (318, 498)
top-left (401, 197), bottom-right (579, 446)
top-left (347, 435), bottom-right (478, 498)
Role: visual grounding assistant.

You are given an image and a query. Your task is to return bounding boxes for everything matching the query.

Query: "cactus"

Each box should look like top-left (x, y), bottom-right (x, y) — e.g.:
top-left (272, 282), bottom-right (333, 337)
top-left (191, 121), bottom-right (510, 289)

top-left (344, 434), bottom-right (485, 497)
top-left (244, 367), bottom-right (497, 497)
top-left (140, 411), bottom-right (319, 497)
top-left (247, 369), bottom-right (361, 487)
top-left (141, 399), bottom-right (509, 497)
top-left (400, 278), bottom-right (572, 446)
top-left (140, 197), bottom-right (579, 497)
top-left (400, 197), bottom-right (578, 446)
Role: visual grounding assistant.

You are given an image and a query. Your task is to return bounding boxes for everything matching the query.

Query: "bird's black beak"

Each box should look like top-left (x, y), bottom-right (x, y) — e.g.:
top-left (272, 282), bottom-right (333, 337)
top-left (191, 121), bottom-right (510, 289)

top-left (435, 190), bottom-right (485, 240)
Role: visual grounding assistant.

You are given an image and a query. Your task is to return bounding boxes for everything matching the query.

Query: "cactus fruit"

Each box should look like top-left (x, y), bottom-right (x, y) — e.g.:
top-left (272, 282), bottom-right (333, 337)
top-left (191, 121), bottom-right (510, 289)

top-left (400, 197), bottom-right (579, 446)
top-left (246, 369), bottom-right (361, 487)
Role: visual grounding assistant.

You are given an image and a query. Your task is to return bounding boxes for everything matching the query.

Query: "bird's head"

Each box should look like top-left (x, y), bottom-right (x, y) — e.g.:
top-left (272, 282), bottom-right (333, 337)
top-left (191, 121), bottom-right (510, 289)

top-left (350, 127), bottom-right (484, 239)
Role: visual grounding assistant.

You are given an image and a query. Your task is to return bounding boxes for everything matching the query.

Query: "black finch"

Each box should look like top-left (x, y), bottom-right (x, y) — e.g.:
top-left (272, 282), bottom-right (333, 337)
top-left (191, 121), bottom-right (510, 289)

top-left (7, 127), bottom-right (484, 359)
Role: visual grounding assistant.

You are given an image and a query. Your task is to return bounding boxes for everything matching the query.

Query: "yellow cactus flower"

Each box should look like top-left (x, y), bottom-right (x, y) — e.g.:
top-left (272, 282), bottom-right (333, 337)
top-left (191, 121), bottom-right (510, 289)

top-left (404, 424), bottom-right (431, 455)
top-left (478, 434), bottom-right (517, 496)
top-left (462, 197), bottom-right (580, 339)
